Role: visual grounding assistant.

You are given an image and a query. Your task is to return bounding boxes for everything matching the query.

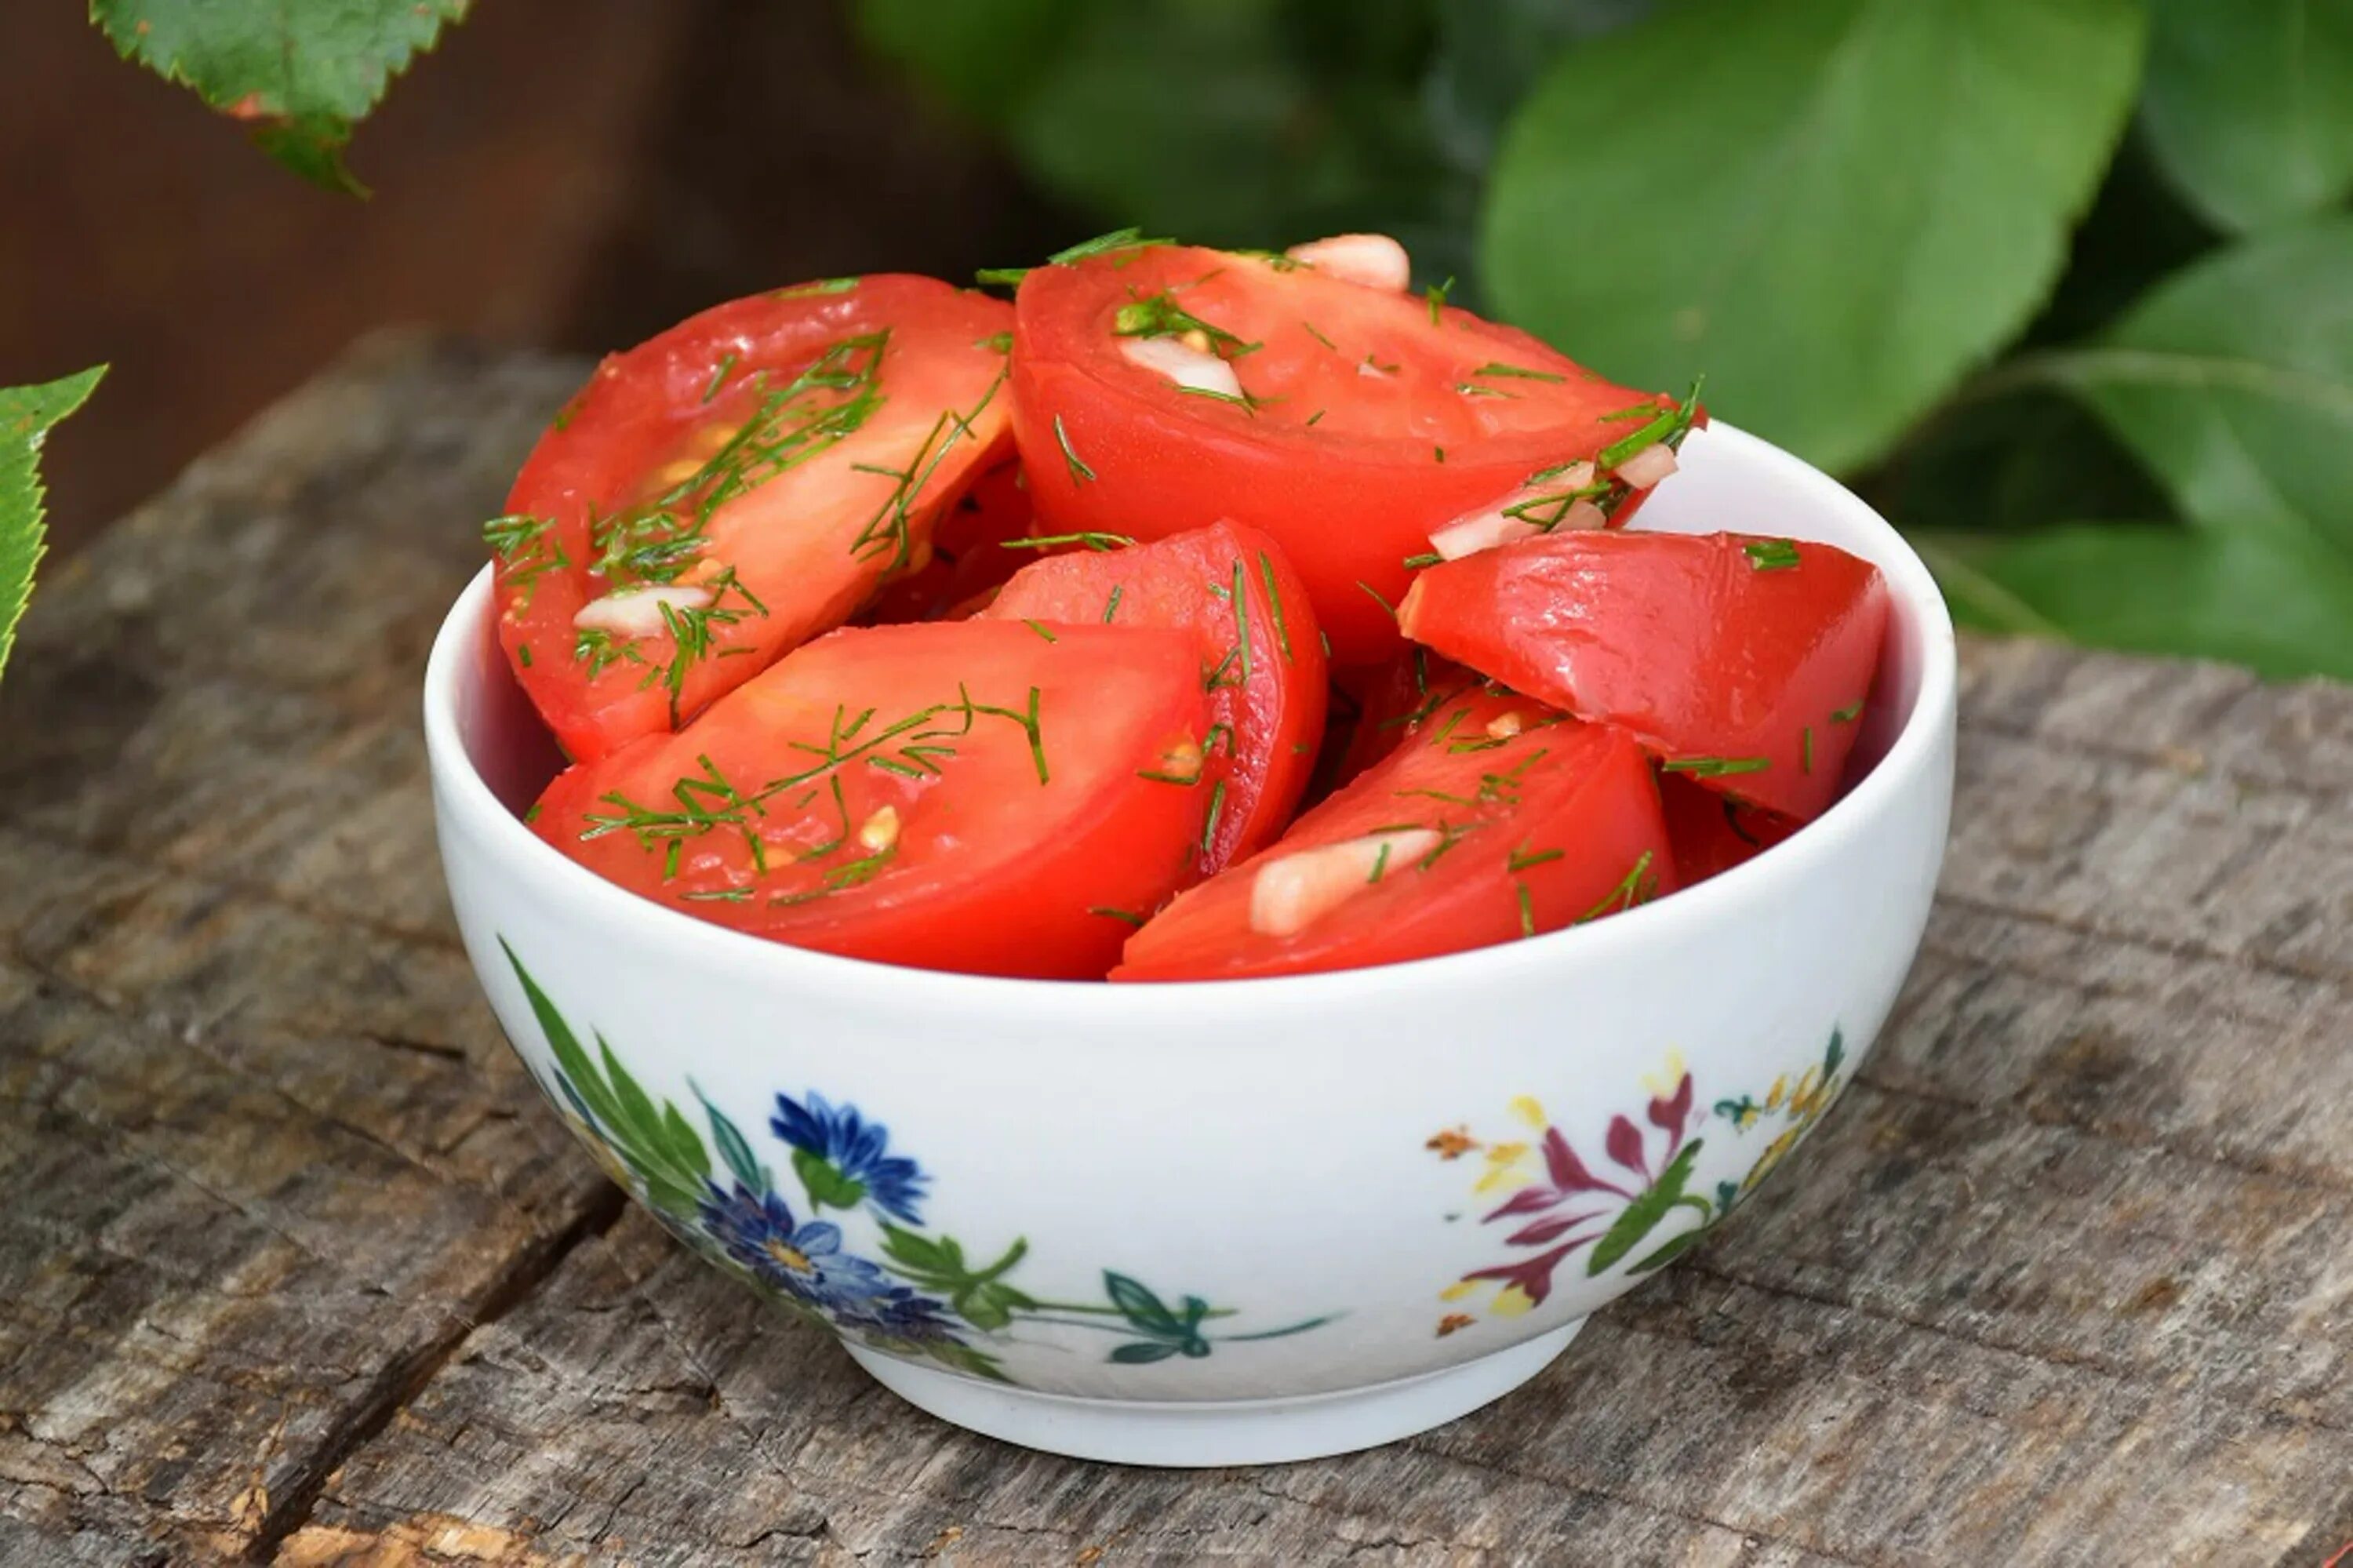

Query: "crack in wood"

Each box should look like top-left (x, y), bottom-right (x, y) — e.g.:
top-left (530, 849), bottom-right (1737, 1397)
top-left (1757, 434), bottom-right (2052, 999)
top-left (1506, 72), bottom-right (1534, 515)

top-left (244, 1181), bottom-right (627, 1563)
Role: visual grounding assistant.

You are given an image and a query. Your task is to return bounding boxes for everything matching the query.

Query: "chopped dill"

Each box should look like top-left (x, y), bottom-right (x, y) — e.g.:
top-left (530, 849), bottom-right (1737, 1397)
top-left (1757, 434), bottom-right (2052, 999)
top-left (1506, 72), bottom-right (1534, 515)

top-left (1469, 362), bottom-right (1564, 383)
top-left (1003, 530), bottom-right (1131, 552)
top-left (701, 351), bottom-right (739, 404)
top-left (1660, 755), bottom-right (1770, 777)
top-left (1053, 416), bottom-right (1096, 485)
top-left (1257, 551), bottom-right (1293, 662)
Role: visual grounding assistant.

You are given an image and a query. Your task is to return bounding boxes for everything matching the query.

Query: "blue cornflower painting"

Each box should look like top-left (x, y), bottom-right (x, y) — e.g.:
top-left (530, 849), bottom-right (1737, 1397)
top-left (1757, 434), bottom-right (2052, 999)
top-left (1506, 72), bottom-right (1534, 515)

top-left (772, 1090), bottom-right (929, 1224)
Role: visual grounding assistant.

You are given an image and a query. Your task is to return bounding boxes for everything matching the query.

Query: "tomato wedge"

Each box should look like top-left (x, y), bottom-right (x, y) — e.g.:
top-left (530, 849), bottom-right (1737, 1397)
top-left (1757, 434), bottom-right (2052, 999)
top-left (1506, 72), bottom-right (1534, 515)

top-left (530, 620), bottom-right (1212, 979)
top-left (1322, 646), bottom-right (1486, 794)
top-left (1009, 242), bottom-right (1695, 665)
top-left (1659, 773), bottom-right (1799, 887)
top-left (1112, 688), bottom-right (1674, 981)
top-left (857, 459), bottom-right (1035, 625)
top-left (1398, 531), bottom-right (1888, 821)
top-left (980, 520), bottom-right (1326, 874)
top-left (491, 275), bottom-right (1015, 762)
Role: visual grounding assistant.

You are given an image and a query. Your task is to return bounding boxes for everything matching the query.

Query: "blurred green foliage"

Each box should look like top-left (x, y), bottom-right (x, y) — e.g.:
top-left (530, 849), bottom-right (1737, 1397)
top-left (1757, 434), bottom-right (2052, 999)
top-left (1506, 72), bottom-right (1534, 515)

top-left (861, 0), bottom-right (2353, 680)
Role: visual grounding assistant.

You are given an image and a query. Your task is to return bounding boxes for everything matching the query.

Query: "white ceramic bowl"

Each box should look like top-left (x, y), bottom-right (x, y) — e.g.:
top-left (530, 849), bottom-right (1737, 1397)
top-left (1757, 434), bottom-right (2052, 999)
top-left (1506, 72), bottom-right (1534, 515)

top-left (424, 422), bottom-right (1955, 1466)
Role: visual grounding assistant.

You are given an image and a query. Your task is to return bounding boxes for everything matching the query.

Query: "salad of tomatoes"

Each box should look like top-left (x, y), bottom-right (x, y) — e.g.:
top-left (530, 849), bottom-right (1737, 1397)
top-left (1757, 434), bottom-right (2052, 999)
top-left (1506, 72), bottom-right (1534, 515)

top-left (491, 275), bottom-right (1015, 762)
top-left (1009, 243), bottom-right (1700, 667)
top-left (489, 235), bottom-right (1889, 981)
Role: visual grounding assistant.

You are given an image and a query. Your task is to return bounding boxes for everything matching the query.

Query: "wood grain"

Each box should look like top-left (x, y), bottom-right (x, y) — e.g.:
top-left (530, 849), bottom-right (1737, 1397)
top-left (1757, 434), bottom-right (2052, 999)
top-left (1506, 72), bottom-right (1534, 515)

top-left (2, 339), bottom-right (2348, 1566)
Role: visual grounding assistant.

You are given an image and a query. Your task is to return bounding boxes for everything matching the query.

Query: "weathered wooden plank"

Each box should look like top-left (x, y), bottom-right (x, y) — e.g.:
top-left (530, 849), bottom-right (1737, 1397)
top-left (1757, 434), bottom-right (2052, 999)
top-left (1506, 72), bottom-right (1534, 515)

top-left (0, 337), bottom-right (621, 1563)
top-left (286, 516), bottom-right (2351, 1558)
top-left (289, 1206), bottom-right (1859, 1568)
top-left (5, 338), bottom-right (2350, 1566)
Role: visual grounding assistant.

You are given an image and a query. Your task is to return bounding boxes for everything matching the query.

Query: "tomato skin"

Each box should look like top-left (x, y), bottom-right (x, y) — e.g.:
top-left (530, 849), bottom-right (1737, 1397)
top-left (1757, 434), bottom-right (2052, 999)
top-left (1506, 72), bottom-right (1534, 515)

top-left (858, 460), bottom-right (1035, 625)
top-left (529, 620), bottom-right (1211, 979)
top-left (1658, 773), bottom-right (1799, 886)
top-left (1398, 532), bottom-right (1888, 821)
top-left (495, 276), bottom-right (1014, 762)
top-left (1322, 647), bottom-right (1485, 794)
top-left (1010, 246), bottom-right (1689, 665)
top-left (1112, 689), bottom-right (1675, 982)
top-left (980, 521), bottom-right (1327, 875)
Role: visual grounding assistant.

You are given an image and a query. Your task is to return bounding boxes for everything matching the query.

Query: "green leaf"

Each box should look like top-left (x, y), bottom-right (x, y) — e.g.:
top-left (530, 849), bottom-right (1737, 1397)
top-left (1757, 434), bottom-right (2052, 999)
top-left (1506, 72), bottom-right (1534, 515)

top-left (660, 1103), bottom-right (710, 1184)
top-left (2024, 139), bottom-right (2225, 350)
top-left (1482, 0), bottom-right (2147, 473)
top-left (879, 1224), bottom-right (956, 1280)
top-left (1950, 522), bottom-right (2353, 682)
top-left (1973, 216), bottom-right (2353, 677)
top-left (89, 0), bottom-right (471, 195)
top-left (880, 1228), bottom-right (1034, 1328)
top-left (923, 1338), bottom-right (1015, 1383)
top-left (703, 1096), bottom-right (766, 1194)
top-left (504, 943), bottom-right (624, 1137)
top-left (1101, 1271), bottom-right (1185, 1337)
top-left (1864, 387), bottom-right (2173, 539)
top-left (791, 1148), bottom-right (869, 1213)
top-left (496, 946), bottom-right (707, 1210)
top-left (1585, 1141), bottom-right (1704, 1276)
top-left (1626, 1225), bottom-right (1709, 1275)
top-left (954, 1279), bottom-right (1039, 1333)
top-left (600, 1037), bottom-right (687, 1175)
top-left (2029, 216), bottom-right (2353, 563)
top-left (551, 1071), bottom-right (604, 1138)
top-left (1423, 0), bottom-right (1655, 174)
top-left (2139, 0), bottom-right (2353, 235)
top-left (855, 0), bottom-right (1084, 119)
top-left (0, 367), bottom-right (104, 689)
top-left (1109, 1340), bottom-right (1182, 1364)
top-left (1220, 1313), bottom-right (1341, 1342)
top-left (1002, 0), bottom-right (1444, 246)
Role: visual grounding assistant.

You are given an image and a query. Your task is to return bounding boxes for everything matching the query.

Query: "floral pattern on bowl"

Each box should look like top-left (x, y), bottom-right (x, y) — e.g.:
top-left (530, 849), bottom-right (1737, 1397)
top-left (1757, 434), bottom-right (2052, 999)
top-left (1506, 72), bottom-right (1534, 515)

top-left (501, 941), bottom-right (1337, 1384)
top-left (1430, 1029), bottom-right (1849, 1335)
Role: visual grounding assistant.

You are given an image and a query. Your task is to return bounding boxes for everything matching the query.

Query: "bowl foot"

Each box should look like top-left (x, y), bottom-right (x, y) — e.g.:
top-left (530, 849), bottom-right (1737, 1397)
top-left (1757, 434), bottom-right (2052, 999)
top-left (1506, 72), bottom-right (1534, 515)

top-left (845, 1319), bottom-right (1583, 1466)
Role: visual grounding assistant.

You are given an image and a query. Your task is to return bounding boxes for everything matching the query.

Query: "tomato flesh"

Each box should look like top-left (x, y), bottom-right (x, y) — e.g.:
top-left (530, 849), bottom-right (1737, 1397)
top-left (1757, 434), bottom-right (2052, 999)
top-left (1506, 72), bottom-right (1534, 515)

top-left (494, 276), bottom-right (1015, 762)
top-left (1322, 646), bottom-right (1486, 795)
top-left (1112, 688), bottom-right (1674, 981)
top-left (531, 620), bottom-right (1211, 978)
top-left (857, 459), bottom-right (1036, 625)
top-left (1011, 245), bottom-right (1693, 665)
top-left (1658, 773), bottom-right (1799, 886)
top-left (1398, 531), bottom-right (1887, 821)
top-left (980, 520), bottom-right (1327, 875)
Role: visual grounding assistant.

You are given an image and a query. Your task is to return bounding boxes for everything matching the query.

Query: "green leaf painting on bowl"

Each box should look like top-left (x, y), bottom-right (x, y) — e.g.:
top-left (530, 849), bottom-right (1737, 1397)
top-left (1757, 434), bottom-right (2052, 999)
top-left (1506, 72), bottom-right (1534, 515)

top-left (500, 940), bottom-right (1335, 1385)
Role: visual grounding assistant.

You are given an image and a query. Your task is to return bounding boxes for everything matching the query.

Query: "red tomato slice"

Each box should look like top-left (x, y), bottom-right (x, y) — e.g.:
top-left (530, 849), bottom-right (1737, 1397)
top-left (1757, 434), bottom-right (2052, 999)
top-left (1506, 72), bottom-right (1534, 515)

top-left (1112, 688), bottom-right (1674, 981)
top-left (530, 620), bottom-right (1212, 979)
top-left (1323, 646), bottom-right (1486, 792)
top-left (980, 520), bottom-right (1327, 875)
top-left (1009, 242), bottom-right (1697, 665)
top-left (492, 276), bottom-right (1015, 762)
top-left (1398, 531), bottom-right (1888, 821)
top-left (1658, 773), bottom-right (1799, 887)
top-left (857, 459), bottom-right (1036, 625)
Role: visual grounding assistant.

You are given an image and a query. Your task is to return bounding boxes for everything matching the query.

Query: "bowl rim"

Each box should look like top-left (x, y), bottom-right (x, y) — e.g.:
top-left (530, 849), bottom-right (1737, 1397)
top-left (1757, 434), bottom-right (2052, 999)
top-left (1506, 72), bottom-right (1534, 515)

top-left (424, 420), bottom-right (1957, 1017)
